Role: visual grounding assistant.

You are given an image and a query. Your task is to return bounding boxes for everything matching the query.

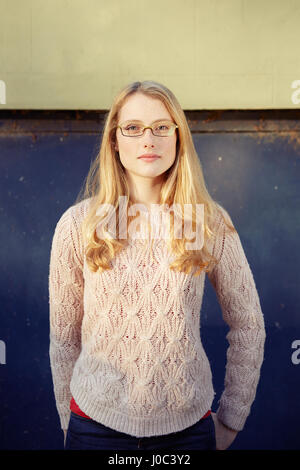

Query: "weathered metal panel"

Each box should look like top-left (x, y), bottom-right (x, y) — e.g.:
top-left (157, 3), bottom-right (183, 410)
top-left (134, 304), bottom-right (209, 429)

top-left (0, 110), bottom-right (299, 449)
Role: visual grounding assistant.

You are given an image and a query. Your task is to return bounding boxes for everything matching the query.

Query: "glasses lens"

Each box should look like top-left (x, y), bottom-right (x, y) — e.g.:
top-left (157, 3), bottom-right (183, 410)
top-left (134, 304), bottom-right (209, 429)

top-left (153, 120), bottom-right (176, 136)
top-left (121, 122), bottom-right (144, 136)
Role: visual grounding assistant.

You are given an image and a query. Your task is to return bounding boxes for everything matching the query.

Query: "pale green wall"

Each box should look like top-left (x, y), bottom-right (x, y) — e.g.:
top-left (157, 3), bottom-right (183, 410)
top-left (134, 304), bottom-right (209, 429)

top-left (0, 0), bottom-right (300, 110)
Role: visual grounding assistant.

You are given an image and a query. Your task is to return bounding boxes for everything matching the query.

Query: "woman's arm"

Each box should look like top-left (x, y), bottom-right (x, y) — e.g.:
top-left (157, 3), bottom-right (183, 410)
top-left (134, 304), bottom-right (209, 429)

top-left (207, 207), bottom-right (266, 434)
top-left (48, 206), bottom-right (85, 431)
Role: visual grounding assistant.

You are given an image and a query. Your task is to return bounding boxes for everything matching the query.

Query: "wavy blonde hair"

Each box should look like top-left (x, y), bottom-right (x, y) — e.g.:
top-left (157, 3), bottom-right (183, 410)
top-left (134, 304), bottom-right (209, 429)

top-left (74, 80), bottom-right (236, 276)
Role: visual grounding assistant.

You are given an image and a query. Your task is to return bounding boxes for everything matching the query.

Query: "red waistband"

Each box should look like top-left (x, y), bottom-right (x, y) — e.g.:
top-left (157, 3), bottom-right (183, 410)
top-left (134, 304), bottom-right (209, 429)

top-left (70, 397), bottom-right (91, 418)
top-left (70, 396), bottom-right (211, 421)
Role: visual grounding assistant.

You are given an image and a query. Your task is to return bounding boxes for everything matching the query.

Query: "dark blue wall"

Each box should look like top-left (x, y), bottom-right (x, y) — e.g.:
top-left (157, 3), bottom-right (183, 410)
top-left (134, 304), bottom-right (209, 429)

top-left (0, 110), bottom-right (299, 450)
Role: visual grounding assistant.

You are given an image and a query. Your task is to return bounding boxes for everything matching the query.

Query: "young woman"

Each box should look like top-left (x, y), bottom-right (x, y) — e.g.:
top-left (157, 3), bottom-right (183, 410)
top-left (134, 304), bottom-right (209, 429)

top-left (49, 80), bottom-right (266, 451)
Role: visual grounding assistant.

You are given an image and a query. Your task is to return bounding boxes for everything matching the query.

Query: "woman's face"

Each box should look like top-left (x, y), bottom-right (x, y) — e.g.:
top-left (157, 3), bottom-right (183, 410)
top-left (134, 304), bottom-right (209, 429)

top-left (115, 92), bottom-right (177, 182)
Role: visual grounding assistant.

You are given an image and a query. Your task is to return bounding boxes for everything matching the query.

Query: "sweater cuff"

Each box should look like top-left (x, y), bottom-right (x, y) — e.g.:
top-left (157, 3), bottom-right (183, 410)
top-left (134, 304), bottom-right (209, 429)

top-left (58, 408), bottom-right (71, 431)
top-left (216, 403), bottom-right (250, 431)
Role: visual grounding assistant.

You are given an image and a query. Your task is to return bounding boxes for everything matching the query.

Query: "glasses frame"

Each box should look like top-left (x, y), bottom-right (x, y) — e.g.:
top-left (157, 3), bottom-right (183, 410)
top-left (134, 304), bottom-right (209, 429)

top-left (117, 120), bottom-right (178, 137)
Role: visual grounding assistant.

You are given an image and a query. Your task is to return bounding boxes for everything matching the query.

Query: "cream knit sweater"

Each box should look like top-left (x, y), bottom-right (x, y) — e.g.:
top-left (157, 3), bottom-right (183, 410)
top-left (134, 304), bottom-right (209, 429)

top-left (48, 197), bottom-right (266, 436)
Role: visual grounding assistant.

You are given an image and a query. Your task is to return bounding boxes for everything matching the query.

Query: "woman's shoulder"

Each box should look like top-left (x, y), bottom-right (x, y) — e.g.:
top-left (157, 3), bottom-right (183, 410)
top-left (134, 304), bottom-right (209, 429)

top-left (51, 198), bottom-right (95, 265)
top-left (52, 197), bottom-right (94, 244)
top-left (55, 197), bottom-right (94, 227)
top-left (205, 202), bottom-right (238, 265)
top-left (70, 196), bottom-right (95, 220)
top-left (207, 202), bottom-right (235, 235)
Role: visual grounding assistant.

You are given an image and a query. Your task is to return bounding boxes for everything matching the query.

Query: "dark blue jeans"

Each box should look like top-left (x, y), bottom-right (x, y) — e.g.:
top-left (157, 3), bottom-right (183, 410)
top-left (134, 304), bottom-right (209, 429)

top-left (65, 411), bottom-right (216, 450)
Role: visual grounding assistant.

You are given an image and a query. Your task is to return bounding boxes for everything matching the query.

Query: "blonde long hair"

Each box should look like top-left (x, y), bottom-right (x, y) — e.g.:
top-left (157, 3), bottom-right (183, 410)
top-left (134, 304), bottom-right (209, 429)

top-left (74, 80), bottom-right (235, 276)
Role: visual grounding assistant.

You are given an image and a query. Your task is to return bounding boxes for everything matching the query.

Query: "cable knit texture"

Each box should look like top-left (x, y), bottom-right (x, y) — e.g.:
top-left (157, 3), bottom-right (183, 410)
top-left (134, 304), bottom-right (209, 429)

top-left (49, 198), bottom-right (266, 436)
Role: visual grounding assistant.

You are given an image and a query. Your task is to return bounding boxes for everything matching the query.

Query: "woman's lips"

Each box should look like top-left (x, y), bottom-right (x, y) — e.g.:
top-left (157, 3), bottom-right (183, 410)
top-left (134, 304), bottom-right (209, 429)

top-left (138, 154), bottom-right (160, 162)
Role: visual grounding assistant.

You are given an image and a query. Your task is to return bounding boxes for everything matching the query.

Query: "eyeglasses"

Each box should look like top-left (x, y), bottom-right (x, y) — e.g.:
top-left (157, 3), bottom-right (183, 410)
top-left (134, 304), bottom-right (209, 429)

top-left (117, 120), bottom-right (178, 137)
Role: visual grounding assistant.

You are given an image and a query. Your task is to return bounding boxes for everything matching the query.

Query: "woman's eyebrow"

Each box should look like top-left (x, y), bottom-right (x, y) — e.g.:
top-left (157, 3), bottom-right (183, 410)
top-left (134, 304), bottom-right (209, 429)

top-left (122, 118), bottom-right (171, 124)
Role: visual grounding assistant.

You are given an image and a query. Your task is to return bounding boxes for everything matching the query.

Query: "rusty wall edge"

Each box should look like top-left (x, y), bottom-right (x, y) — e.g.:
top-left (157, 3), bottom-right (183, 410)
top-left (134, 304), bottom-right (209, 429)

top-left (0, 109), bottom-right (300, 134)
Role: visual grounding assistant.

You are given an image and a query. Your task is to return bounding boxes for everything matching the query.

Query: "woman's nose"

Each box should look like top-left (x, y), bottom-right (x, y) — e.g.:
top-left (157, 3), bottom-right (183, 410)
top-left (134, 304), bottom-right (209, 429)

top-left (142, 127), bottom-right (156, 144)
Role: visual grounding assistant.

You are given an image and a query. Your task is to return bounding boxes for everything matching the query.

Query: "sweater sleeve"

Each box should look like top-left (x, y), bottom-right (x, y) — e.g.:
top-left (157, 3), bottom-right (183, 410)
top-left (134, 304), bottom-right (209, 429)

top-left (48, 206), bottom-right (84, 430)
top-left (207, 207), bottom-right (266, 431)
